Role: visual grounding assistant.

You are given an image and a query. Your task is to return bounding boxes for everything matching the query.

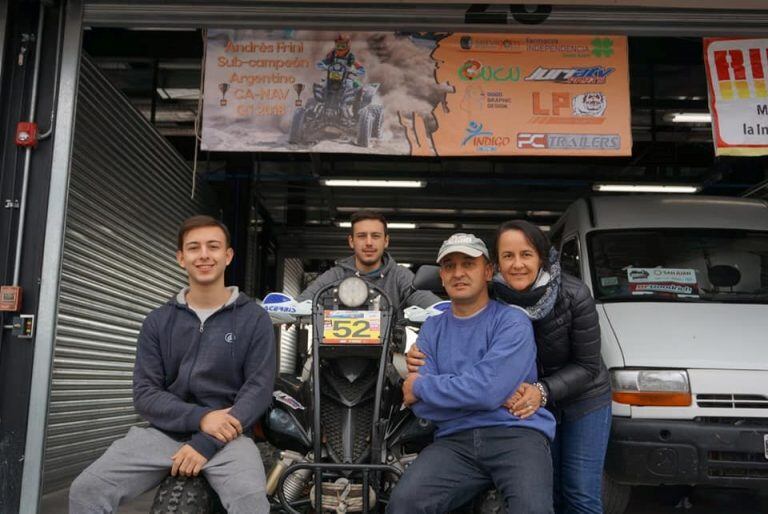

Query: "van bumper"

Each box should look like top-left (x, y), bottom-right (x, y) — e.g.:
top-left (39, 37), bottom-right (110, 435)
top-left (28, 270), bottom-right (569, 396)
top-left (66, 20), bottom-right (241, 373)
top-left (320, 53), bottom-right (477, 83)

top-left (606, 417), bottom-right (768, 487)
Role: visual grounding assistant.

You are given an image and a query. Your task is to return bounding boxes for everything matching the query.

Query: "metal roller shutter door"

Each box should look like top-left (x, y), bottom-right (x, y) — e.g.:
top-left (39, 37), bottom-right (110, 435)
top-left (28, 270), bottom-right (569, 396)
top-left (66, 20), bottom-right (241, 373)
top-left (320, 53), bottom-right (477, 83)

top-left (278, 257), bottom-right (303, 375)
top-left (42, 56), bottom-right (214, 493)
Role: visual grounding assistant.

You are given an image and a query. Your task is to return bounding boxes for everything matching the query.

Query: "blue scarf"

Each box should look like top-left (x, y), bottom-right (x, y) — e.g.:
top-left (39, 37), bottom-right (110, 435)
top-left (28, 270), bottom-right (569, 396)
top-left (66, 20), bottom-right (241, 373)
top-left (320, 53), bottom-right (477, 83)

top-left (491, 247), bottom-right (561, 321)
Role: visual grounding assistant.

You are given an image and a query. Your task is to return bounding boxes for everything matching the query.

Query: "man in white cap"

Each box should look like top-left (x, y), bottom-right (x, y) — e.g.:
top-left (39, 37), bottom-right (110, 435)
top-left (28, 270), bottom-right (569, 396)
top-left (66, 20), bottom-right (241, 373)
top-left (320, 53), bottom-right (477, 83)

top-left (387, 233), bottom-right (556, 514)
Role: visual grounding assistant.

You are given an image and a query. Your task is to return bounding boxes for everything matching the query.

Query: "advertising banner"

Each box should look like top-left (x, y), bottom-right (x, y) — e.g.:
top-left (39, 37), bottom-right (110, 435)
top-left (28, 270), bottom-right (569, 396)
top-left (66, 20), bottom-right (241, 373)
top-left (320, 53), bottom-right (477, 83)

top-left (202, 30), bottom-right (631, 156)
top-left (704, 38), bottom-right (768, 156)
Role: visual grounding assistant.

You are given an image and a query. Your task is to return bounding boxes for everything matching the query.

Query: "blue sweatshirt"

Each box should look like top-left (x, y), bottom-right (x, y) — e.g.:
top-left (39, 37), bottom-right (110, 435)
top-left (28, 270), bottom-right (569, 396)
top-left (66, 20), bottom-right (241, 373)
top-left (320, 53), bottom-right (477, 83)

top-left (132, 291), bottom-right (276, 459)
top-left (412, 300), bottom-right (556, 441)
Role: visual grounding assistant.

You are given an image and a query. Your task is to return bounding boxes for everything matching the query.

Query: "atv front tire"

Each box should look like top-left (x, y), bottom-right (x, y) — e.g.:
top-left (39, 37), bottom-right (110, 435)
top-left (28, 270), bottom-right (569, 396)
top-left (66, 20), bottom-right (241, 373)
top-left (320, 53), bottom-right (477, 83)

top-left (150, 475), bottom-right (224, 514)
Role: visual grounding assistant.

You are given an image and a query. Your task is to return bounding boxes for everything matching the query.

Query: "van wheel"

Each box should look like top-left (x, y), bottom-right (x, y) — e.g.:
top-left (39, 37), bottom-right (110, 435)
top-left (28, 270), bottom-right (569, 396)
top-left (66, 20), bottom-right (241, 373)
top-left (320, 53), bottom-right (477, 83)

top-left (150, 475), bottom-right (225, 514)
top-left (602, 473), bottom-right (631, 514)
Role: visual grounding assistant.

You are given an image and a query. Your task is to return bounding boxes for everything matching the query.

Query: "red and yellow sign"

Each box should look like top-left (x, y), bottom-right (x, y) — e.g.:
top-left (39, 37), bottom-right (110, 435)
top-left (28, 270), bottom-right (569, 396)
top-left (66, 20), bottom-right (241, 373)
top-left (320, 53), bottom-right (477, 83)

top-left (202, 31), bottom-right (631, 157)
top-left (705, 38), bottom-right (768, 156)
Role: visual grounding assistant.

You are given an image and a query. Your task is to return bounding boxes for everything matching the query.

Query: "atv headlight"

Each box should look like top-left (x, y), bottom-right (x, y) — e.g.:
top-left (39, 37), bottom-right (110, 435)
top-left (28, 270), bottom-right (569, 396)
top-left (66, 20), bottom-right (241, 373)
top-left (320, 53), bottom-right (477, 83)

top-left (611, 369), bottom-right (691, 406)
top-left (337, 277), bottom-right (369, 307)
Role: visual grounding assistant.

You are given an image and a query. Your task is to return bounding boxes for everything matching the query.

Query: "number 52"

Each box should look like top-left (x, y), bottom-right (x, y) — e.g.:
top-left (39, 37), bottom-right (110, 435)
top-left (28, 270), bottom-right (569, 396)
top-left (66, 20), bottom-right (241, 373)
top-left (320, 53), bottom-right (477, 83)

top-left (332, 319), bottom-right (371, 338)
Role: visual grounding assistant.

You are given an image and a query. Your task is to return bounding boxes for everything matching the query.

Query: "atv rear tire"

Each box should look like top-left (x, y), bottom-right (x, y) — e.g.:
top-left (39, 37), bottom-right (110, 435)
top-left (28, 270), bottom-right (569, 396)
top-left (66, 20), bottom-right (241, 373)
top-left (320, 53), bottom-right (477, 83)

top-left (369, 105), bottom-right (384, 138)
top-left (356, 109), bottom-right (374, 147)
top-left (289, 107), bottom-right (307, 144)
top-left (150, 475), bottom-right (225, 514)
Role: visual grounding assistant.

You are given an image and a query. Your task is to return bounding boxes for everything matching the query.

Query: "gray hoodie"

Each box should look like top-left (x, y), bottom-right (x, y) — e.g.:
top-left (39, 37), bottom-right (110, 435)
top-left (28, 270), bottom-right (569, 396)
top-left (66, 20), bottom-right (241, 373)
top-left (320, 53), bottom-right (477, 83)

top-left (296, 252), bottom-right (441, 309)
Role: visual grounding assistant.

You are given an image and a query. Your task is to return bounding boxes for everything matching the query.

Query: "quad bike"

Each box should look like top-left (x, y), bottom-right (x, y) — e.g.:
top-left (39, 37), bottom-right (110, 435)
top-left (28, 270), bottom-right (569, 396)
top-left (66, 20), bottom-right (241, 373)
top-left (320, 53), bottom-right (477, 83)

top-left (150, 270), bottom-right (448, 513)
top-left (288, 59), bottom-right (384, 147)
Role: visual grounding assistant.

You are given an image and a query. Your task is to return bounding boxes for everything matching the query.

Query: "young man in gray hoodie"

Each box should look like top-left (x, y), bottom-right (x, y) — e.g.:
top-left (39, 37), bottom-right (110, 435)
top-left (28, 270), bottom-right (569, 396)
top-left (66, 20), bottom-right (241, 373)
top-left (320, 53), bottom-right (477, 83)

top-left (69, 215), bottom-right (276, 514)
top-left (297, 210), bottom-right (441, 309)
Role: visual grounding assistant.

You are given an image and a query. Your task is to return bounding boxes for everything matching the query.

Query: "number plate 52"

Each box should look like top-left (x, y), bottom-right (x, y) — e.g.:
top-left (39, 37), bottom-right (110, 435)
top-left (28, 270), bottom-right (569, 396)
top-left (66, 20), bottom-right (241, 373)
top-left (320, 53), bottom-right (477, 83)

top-left (323, 310), bottom-right (381, 345)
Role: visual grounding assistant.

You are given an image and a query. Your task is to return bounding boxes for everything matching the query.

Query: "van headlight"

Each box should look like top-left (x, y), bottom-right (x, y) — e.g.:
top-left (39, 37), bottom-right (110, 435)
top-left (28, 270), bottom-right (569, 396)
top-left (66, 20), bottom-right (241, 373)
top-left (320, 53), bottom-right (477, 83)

top-left (337, 277), bottom-right (369, 307)
top-left (611, 369), bottom-right (692, 407)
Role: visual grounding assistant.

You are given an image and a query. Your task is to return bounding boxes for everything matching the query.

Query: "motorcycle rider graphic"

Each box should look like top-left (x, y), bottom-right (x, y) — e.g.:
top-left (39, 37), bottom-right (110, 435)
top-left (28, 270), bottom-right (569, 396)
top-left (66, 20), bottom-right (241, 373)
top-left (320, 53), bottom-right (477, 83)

top-left (320, 33), bottom-right (366, 89)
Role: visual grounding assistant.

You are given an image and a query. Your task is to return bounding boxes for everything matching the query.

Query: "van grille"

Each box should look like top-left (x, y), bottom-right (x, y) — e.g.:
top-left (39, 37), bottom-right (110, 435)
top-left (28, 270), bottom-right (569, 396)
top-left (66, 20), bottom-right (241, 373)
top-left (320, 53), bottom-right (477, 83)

top-left (695, 417), bottom-right (768, 427)
top-left (707, 450), bottom-right (768, 479)
top-left (696, 394), bottom-right (768, 409)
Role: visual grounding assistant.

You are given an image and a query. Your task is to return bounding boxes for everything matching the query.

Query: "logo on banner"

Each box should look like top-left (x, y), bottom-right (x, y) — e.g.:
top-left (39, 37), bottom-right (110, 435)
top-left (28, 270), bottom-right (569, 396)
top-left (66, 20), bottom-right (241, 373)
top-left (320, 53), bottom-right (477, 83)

top-left (531, 92), bottom-right (607, 119)
top-left (459, 36), bottom-right (524, 52)
top-left (524, 66), bottom-right (615, 84)
top-left (591, 38), bottom-right (615, 58)
top-left (517, 133), bottom-right (620, 150)
top-left (712, 47), bottom-right (768, 101)
top-left (462, 121), bottom-right (510, 151)
top-left (572, 92), bottom-right (607, 116)
top-left (517, 133), bottom-right (548, 149)
top-left (459, 60), bottom-right (521, 82)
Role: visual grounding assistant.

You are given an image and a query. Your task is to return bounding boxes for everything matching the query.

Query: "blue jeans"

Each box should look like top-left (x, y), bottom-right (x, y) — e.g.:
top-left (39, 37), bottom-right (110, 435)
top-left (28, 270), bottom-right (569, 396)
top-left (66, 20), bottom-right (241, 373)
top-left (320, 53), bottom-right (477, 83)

top-left (388, 426), bottom-right (553, 514)
top-left (551, 404), bottom-right (612, 514)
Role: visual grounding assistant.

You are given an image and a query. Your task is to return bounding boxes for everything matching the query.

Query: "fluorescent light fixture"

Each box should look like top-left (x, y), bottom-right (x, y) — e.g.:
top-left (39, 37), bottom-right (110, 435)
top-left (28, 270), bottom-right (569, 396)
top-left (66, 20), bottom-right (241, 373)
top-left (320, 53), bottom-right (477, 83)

top-left (593, 184), bottom-right (701, 194)
top-left (337, 207), bottom-right (396, 213)
top-left (337, 221), bottom-right (417, 229)
top-left (526, 210), bottom-right (562, 217)
top-left (399, 263), bottom-right (413, 268)
top-left (420, 222), bottom-right (457, 229)
top-left (156, 88), bottom-right (201, 100)
top-left (322, 179), bottom-right (426, 188)
top-left (670, 112), bottom-right (711, 123)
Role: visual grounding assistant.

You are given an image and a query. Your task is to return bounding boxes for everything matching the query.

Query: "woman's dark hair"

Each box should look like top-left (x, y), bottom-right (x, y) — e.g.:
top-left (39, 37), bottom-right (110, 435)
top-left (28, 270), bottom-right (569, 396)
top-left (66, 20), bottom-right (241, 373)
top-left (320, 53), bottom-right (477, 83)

top-left (494, 220), bottom-right (551, 270)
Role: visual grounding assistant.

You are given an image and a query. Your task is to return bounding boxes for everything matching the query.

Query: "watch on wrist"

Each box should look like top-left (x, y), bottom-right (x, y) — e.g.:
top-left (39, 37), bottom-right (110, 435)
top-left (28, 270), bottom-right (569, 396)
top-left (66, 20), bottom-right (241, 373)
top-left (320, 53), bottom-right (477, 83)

top-left (534, 381), bottom-right (548, 407)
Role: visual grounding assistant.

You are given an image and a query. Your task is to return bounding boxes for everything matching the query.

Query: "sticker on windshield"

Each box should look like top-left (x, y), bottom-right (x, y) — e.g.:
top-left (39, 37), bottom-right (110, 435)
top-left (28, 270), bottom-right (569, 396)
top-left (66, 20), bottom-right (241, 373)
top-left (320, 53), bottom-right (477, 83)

top-left (626, 268), bottom-right (699, 297)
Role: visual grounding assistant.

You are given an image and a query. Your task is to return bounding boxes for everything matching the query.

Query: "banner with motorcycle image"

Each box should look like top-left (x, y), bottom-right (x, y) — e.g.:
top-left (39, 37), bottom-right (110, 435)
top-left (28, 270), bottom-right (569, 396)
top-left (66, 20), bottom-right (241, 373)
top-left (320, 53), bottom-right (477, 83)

top-left (201, 30), bottom-right (631, 156)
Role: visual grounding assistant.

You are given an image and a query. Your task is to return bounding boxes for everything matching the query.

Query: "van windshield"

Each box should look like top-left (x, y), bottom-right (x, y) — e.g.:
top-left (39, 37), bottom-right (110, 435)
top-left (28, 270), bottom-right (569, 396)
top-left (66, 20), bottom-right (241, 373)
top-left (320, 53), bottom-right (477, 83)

top-left (588, 229), bottom-right (768, 304)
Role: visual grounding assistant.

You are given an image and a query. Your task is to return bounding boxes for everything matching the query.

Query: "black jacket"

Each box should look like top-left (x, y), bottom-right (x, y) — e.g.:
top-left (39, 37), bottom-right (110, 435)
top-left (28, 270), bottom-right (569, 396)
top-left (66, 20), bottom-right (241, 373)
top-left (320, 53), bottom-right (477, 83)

top-left (534, 274), bottom-right (611, 412)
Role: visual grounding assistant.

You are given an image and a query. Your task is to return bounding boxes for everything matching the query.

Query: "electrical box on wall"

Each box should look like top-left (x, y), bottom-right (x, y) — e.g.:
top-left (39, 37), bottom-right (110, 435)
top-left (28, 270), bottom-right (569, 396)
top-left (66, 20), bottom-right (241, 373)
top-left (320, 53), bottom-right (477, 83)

top-left (11, 315), bottom-right (35, 339)
top-left (0, 286), bottom-right (22, 311)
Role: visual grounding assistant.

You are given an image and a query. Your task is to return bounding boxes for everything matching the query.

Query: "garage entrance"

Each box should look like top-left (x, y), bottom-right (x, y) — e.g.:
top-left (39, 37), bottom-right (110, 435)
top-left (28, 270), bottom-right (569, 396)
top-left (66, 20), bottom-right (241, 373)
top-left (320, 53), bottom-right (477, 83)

top-left (3, 2), bottom-right (767, 513)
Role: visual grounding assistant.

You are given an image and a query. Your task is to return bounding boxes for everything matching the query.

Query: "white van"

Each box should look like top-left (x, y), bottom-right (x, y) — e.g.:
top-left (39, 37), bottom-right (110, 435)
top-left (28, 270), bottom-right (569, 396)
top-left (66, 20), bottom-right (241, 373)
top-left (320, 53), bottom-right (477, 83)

top-left (549, 195), bottom-right (768, 513)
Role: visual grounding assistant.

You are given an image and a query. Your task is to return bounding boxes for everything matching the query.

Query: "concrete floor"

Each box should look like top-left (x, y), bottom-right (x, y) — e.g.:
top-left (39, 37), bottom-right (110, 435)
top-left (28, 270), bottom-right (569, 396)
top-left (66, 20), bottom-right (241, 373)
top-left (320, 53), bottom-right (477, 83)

top-left (41, 484), bottom-right (768, 513)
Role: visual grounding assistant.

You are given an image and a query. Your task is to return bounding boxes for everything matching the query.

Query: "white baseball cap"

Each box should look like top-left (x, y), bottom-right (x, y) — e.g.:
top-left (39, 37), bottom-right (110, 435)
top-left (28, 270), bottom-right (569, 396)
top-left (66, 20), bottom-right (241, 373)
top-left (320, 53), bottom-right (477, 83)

top-left (436, 233), bottom-right (490, 263)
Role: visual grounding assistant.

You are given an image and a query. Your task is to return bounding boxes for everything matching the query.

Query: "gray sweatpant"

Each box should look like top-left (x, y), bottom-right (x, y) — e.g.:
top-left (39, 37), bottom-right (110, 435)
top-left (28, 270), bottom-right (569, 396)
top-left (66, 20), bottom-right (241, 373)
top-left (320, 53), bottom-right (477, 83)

top-left (68, 426), bottom-right (269, 514)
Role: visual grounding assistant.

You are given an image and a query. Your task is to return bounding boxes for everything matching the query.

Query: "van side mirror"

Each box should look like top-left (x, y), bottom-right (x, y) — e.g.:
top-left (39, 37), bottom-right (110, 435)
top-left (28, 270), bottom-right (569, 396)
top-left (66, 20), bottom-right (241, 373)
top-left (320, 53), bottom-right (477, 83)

top-left (413, 265), bottom-right (443, 293)
top-left (708, 265), bottom-right (741, 288)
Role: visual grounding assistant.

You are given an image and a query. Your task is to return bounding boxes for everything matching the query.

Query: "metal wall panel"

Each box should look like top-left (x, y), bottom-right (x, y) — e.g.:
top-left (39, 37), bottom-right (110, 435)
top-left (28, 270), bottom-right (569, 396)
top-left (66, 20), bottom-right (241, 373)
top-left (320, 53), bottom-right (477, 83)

top-left (278, 257), bottom-right (303, 375)
top-left (42, 56), bottom-right (212, 493)
top-left (82, 1), bottom-right (768, 36)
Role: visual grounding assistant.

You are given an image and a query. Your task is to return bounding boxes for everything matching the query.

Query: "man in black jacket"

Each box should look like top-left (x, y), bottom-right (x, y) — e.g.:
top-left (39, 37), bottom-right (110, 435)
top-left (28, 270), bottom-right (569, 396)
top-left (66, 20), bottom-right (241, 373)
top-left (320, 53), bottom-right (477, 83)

top-left (69, 215), bottom-right (276, 514)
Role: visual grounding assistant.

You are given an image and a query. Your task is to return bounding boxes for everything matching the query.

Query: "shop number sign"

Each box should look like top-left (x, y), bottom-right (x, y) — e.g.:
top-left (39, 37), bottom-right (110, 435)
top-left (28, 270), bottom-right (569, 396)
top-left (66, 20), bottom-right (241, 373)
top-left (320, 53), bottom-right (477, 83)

top-left (323, 310), bottom-right (381, 345)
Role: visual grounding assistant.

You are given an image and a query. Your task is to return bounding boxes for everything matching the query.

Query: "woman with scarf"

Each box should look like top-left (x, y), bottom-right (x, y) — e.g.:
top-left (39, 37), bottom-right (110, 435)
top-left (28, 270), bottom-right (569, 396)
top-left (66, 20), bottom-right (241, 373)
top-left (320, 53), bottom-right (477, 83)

top-left (407, 220), bottom-right (612, 514)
